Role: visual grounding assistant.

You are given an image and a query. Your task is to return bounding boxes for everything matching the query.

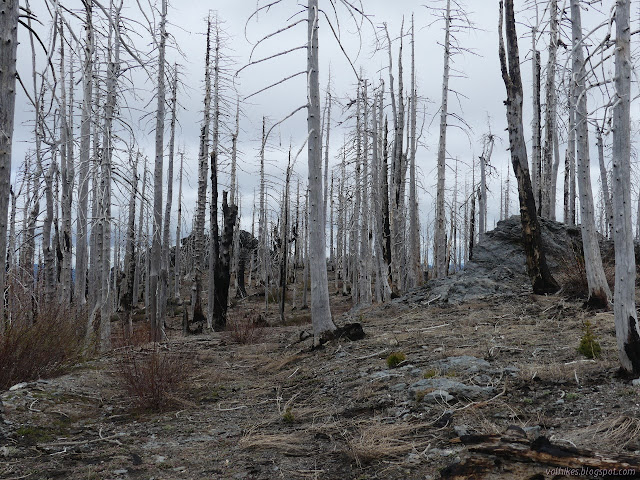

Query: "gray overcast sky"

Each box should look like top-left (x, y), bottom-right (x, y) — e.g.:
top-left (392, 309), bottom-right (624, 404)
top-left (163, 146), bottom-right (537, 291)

top-left (12, 0), bottom-right (629, 239)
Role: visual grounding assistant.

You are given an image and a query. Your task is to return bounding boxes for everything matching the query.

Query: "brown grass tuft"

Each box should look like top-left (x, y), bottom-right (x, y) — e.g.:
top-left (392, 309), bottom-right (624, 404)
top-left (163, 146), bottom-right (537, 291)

top-left (346, 421), bottom-right (432, 466)
top-left (114, 344), bottom-right (191, 411)
top-left (239, 431), bottom-right (310, 456)
top-left (583, 415), bottom-right (640, 447)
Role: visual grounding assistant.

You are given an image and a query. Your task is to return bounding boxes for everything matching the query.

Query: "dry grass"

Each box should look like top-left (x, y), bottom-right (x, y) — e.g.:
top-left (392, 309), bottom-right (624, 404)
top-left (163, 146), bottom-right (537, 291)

top-left (114, 344), bottom-right (192, 411)
top-left (581, 415), bottom-right (640, 448)
top-left (239, 431), bottom-right (311, 456)
top-left (0, 303), bottom-right (85, 390)
top-left (346, 420), bottom-right (433, 466)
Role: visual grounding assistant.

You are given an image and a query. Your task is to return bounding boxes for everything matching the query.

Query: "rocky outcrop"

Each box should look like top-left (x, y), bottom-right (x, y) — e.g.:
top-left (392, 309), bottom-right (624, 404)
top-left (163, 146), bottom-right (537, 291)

top-left (400, 216), bottom-right (593, 305)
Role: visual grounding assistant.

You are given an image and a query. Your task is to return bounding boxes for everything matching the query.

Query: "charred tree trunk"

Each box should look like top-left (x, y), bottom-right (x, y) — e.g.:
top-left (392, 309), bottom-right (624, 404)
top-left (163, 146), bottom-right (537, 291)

top-left (498, 0), bottom-right (559, 295)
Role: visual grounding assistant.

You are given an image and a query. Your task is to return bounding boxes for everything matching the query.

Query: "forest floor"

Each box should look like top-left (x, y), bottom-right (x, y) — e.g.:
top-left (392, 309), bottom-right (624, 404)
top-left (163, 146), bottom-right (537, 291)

top-left (2, 274), bottom-right (640, 480)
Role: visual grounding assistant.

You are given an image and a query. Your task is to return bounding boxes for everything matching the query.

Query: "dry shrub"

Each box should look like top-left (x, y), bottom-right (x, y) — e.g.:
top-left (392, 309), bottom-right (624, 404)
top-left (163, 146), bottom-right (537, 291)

top-left (557, 252), bottom-right (589, 299)
top-left (226, 310), bottom-right (265, 345)
top-left (557, 248), bottom-right (615, 300)
top-left (113, 320), bottom-right (151, 348)
top-left (346, 421), bottom-right (432, 466)
top-left (115, 344), bottom-right (191, 411)
top-left (0, 303), bottom-right (85, 390)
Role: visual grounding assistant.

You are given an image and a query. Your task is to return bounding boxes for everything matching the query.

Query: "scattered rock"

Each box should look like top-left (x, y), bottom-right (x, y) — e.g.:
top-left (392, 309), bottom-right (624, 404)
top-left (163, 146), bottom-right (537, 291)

top-left (8, 382), bottom-right (28, 392)
top-left (422, 390), bottom-right (454, 403)
top-left (631, 378), bottom-right (640, 387)
top-left (453, 425), bottom-right (470, 436)
top-left (432, 356), bottom-right (491, 374)
top-left (410, 378), bottom-right (495, 401)
top-left (390, 383), bottom-right (407, 392)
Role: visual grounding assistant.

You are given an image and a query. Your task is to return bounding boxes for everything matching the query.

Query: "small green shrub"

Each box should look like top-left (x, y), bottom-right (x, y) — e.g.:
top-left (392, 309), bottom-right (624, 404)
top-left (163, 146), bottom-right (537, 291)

top-left (577, 320), bottom-right (601, 359)
top-left (423, 369), bottom-right (438, 379)
top-left (386, 352), bottom-right (406, 369)
top-left (282, 408), bottom-right (295, 424)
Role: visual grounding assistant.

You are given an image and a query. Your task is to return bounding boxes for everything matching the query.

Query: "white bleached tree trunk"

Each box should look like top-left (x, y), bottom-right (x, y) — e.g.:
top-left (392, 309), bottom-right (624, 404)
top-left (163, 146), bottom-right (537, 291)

top-left (408, 16), bottom-right (420, 288)
top-left (99, 1), bottom-right (122, 351)
top-left (571, 0), bottom-right (611, 309)
top-left (150, 0), bottom-right (167, 342)
top-left (435, 0), bottom-right (451, 278)
top-left (611, 0), bottom-right (640, 374)
top-left (359, 80), bottom-right (371, 305)
top-left (541, 0), bottom-right (558, 218)
top-left (76, 2), bottom-right (93, 305)
top-left (596, 127), bottom-right (613, 237)
top-left (0, 0), bottom-right (17, 326)
top-left (161, 65), bottom-right (178, 324)
top-left (174, 151), bottom-right (184, 300)
top-left (531, 18), bottom-right (541, 212)
top-left (306, 0), bottom-right (335, 342)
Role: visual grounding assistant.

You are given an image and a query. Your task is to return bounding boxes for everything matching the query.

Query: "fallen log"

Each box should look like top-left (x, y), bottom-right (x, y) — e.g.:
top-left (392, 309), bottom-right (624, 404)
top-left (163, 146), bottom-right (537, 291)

top-left (441, 425), bottom-right (640, 479)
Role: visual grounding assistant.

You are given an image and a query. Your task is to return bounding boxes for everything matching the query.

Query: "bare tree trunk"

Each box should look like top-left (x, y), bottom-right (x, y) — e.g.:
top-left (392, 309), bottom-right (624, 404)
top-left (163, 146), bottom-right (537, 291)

top-left (133, 156), bottom-right (146, 304)
top-left (479, 136), bottom-right (493, 234)
top-left (174, 151), bottom-right (184, 300)
top-left (161, 64), bottom-right (177, 326)
top-left (498, 0), bottom-right (559, 295)
top-left (280, 159), bottom-right (292, 323)
top-left (549, 129), bottom-right (560, 221)
top-left (209, 150), bottom-right (220, 328)
top-left (191, 17), bottom-right (212, 328)
top-left (408, 16), bottom-right (420, 288)
top-left (359, 80), bottom-right (371, 304)
top-left (212, 191), bottom-right (238, 330)
top-left (307, 0), bottom-right (335, 342)
top-left (611, 0), bottom-right (640, 374)
top-left (531, 42), bottom-right (541, 213)
top-left (259, 118), bottom-right (267, 290)
top-left (541, 0), bottom-right (558, 218)
top-left (596, 128), bottom-right (613, 237)
top-left (435, 0), bottom-right (451, 278)
top-left (76, 2), bottom-right (93, 306)
top-left (323, 82), bottom-right (331, 230)
top-left (149, 0), bottom-right (167, 343)
top-left (121, 153), bottom-right (137, 338)
top-left (571, 0), bottom-right (611, 309)
top-left (302, 188), bottom-right (309, 309)
top-left (59, 20), bottom-right (74, 305)
top-left (97, 1), bottom-right (122, 351)
top-left (0, 0), bottom-right (18, 326)
top-left (208, 26), bottom-right (221, 331)
top-left (352, 82), bottom-right (361, 307)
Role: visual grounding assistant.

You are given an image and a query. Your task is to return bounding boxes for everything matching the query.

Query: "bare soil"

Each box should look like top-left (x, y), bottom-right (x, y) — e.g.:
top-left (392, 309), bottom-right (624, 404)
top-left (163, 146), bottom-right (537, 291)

top-left (2, 281), bottom-right (640, 480)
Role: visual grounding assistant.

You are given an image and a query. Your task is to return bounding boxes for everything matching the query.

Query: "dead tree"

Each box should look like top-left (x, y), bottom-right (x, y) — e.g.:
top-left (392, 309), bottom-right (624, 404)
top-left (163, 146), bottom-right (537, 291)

top-left (149, 0), bottom-right (167, 343)
top-left (0, 0), bottom-right (17, 326)
top-left (611, 0), bottom-right (640, 374)
top-left (498, 0), bottom-right (559, 295)
top-left (570, 0), bottom-right (611, 309)
top-left (75, 1), bottom-right (94, 305)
